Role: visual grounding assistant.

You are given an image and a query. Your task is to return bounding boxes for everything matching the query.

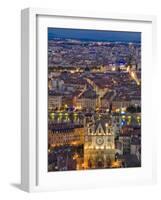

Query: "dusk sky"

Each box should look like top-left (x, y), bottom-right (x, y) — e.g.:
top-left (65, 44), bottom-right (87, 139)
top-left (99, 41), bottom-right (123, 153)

top-left (48, 27), bottom-right (141, 42)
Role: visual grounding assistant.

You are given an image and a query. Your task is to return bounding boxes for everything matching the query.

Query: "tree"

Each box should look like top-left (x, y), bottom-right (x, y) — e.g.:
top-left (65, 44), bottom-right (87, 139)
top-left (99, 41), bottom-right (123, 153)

top-left (126, 105), bottom-right (137, 113)
top-left (136, 106), bottom-right (141, 113)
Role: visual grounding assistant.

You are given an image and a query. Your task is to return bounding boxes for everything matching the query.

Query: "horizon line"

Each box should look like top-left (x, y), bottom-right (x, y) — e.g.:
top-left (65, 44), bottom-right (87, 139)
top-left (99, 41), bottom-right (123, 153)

top-left (48, 27), bottom-right (141, 43)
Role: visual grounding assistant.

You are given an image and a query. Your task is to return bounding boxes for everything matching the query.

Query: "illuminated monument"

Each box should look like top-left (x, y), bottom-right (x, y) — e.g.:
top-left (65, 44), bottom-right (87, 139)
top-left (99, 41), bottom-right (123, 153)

top-left (84, 119), bottom-right (115, 169)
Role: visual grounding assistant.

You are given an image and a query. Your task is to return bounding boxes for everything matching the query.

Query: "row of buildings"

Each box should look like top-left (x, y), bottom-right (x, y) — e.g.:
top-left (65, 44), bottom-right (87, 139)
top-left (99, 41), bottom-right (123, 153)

top-left (48, 69), bottom-right (141, 112)
top-left (48, 39), bottom-right (141, 69)
top-left (48, 87), bottom-right (140, 112)
top-left (48, 113), bottom-right (141, 170)
top-left (48, 37), bottom-right (141, 171)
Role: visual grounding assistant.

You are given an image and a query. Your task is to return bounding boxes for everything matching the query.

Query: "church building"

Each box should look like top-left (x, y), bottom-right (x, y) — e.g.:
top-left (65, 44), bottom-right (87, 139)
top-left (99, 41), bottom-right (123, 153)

top-left (84, 119), bottom-right (115, 169)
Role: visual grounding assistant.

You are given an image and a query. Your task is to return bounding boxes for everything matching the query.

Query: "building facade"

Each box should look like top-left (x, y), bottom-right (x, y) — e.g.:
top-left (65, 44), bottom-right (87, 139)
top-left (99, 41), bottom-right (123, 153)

top-left (48, 94), bottom-right (62, 110)
top-left (48, 124), bottom-right (84, 148)
top-left (76, 89), bottom-right (99, 110)
top-left (84, 119), bottom-right (115, 169)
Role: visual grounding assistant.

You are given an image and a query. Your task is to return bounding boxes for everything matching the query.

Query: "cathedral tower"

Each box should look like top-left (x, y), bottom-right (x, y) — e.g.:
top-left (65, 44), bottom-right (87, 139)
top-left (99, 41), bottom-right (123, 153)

top-left (84, 119), bottom-right (115, 169)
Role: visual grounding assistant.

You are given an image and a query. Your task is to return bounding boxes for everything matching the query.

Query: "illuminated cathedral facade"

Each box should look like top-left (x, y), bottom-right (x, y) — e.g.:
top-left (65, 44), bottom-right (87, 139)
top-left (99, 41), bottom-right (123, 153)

top-left (84, 119), bottom-right (115, 169)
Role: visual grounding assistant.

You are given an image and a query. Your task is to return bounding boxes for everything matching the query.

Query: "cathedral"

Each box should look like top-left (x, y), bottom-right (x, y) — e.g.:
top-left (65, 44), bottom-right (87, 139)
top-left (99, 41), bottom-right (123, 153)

top-left (84, 119), bottom-right (115, 169)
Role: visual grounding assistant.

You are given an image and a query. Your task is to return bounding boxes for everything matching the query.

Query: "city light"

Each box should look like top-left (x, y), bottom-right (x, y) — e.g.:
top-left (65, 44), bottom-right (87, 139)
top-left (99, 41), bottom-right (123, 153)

top-left (112, 160), bottom-right (121, 168)
top-left (64, 104), bottom-right (68, 108)
top-left (131, 71), bottom-right (135, 78)
top-left (48, 28), bottom-right (141, 172)
top-left (116, 108), bottom-right (120, 113)
top-left (126, 66), bottom-right (130, 72)
top-left (59, 112), bottom-right (62, 116)
top-left (112, 66), bottom-right (116, 71)
top-left (50, 113), bottom-right (54, 119)
top-left (105, 123), bottom-right (108, 127)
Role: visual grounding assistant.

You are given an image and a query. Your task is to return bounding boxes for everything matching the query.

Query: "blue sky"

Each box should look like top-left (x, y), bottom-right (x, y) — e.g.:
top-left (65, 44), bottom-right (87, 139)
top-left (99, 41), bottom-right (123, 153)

top-left (48, 27), bottom-right (141, 42)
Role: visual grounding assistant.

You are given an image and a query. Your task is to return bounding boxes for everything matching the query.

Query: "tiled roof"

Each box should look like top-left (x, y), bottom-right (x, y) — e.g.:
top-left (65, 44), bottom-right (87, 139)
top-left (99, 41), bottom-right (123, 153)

top-left (79, 89), bottom-right (98, 99)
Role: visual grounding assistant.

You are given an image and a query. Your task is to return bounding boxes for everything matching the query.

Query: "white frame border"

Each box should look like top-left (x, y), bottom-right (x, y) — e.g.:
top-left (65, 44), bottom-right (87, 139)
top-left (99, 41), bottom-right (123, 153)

top-left (21, 8), bottom-right (157, 192)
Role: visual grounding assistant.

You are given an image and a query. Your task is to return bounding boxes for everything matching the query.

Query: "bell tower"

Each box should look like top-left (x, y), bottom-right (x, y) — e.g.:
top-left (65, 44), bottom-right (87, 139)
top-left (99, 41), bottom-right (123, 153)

top-left (84, 119), bottom-right (115, 169)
